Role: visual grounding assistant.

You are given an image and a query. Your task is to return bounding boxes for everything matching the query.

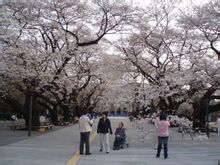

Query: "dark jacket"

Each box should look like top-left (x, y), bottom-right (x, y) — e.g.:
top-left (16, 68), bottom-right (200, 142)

top-left (115, 127), bottom-right (126, 138)
top-left (97, 117), bottom-right (113, 134)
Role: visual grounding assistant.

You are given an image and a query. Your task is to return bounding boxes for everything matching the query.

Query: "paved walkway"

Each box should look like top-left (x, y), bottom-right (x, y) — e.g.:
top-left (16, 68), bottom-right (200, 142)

top-left (0, 117), bottom-right (219, 165)
top-left (78, 117), bottom-right (220, 165)
top-left (0, 124), bottom-right (82, 165)
top-left (0, 125), bottom-right (64, 146)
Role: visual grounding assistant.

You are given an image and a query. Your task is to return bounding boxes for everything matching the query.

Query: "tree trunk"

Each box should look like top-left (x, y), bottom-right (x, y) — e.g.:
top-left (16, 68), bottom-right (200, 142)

top-left (50, 106), bottom-right (58, 125)
top-left (192, 83), bottom-right (217, 128)
top-left (158, 96), bottom-right (169, 112)
top-left (23, 91), bottom-right (30, 127)
top-left (193, 99), bottom-right (207, 128)
top-left (32, 96), bottom-right (40, 127)
top-left (62, 106), bottom-right (70, 122)
top-left (23, 91), bottom-right (40, 128)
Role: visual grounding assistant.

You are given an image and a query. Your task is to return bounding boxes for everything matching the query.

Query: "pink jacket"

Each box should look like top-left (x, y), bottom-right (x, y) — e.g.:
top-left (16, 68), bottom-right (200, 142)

top-left (156, 120), bottom-right (170, 137)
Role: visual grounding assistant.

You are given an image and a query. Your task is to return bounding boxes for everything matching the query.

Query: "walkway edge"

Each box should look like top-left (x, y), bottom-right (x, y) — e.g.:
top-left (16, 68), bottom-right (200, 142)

top-left (66, 132), bottom-right (97, 165)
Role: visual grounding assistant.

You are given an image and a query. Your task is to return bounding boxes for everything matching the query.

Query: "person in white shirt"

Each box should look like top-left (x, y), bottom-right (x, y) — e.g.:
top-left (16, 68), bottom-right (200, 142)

top-left (79, 111), bottom-right (94, 155)
top-left (11, 114), bottom-right (17, 121)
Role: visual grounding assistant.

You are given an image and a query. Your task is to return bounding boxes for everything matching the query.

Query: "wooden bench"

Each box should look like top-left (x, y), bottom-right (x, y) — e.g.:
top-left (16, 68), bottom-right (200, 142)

top-left (9, 119), bottom-right (26, 130)
top-left (57, 121), bottom-right (70, 126)
top-left (181, 126), bottom-right (194, 140)
top-left (39, 122), bottom-right (53, 130)
top-left (209, 122), bottom-right (218, 133)
top-left (40, 124), bottom-right (53, 130)
top-left (10, 124), bottom-right (26, 130)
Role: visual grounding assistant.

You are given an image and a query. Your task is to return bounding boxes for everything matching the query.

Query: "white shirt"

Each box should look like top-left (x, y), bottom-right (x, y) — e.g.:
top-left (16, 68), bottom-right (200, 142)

top-left (39, 115), bottom-right (46, 123)
top-left (11, 115), bottom-right (17, 121)
top-left (79, 115), bottom-right (93, 133)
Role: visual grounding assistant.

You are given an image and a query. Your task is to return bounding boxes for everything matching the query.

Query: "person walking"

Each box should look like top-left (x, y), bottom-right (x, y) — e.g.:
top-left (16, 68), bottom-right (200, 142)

top-left (79, 111), bottom-right (94, 155)
top-left (156, 113), bottom-right (170, 159)
top-left (97, 111), bottom-right (113, 153)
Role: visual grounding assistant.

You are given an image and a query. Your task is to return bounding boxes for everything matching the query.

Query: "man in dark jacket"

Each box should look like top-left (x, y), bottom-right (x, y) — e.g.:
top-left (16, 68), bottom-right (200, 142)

top-left (97, 111), bottom-right (113, 153)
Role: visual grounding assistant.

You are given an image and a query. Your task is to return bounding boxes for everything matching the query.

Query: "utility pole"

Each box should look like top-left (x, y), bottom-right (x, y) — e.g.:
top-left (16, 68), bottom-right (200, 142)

top-left (206, 98), bottom-right (210, 138)
top-left (28, 92), bottom-right (33, 137)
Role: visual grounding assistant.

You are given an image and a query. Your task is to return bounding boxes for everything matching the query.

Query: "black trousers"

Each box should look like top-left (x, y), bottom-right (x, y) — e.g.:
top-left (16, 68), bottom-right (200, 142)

top-left (80, 132), bottom-right (90, 154)
top-left (113, 137), bottom-right (120, 150)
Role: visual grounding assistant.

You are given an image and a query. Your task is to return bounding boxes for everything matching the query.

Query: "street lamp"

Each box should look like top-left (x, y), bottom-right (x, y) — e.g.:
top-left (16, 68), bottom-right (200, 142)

top-left (27, 78), bottom-right (39, 137)
top-left (28, 92), bottom-right (33, 137)
top-left (206, 98), bottom-right (210, 138)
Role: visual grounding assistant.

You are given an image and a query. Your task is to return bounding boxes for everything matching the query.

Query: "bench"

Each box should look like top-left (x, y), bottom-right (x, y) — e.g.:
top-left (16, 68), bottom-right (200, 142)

top-left (0, 120), bottom-right (11, 127)
top-left (209, 122), bottom-right (218, 133)
top-left (37, 124), bottom-right (53, 132)
top-left (57, 121), bottom-right (70, 126)
top-left (39, 124), bottom-right (53, 130)
top-left (181, 126), bottom-right (194, 140)
top-left (9, 119), bottom-right (26, 130)
top-left (38, 122), bottom-right (53, 131)
top-left (10, 124), bottom-right (25, 130)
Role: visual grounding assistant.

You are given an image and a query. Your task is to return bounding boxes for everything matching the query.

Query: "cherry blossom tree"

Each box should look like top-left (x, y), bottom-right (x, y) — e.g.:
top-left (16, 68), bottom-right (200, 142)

top-left (179, 0), bottom-right (220, 60)
top-left (0, 0), bottom-right (130, 125)
top-left (116, 1), bottom-right (220, 124)
top-left (0, 0), bottom-right (219, 129)
top-left (178, 0), bottom-right (220, 126)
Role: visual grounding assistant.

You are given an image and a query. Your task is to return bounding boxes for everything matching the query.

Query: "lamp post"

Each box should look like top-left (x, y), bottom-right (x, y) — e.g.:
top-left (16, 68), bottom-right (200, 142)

top-left (27, 78), bottom-right (39, 137)
top-left (206, 98), bottom-right (210, 138)
top-left (28, 92), bottom-right (33, 137)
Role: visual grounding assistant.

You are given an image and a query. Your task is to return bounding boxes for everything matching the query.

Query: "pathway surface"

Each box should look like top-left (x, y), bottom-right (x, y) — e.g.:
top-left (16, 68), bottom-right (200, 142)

top-left (78, 117), bottom-right (220, 165)
top-left (0, 117), bottom-right (219, 165)
top-left (0, 124), bottom-right (81, 165)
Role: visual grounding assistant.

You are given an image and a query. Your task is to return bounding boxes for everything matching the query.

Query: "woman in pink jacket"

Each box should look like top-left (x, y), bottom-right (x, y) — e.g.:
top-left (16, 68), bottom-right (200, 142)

top-left (156, 113), bottom-right (170, 159)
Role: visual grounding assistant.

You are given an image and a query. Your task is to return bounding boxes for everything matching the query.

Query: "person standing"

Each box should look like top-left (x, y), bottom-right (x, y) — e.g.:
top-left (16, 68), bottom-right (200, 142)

top-left (11, 114), bottom-right (18, 130)
top-left (156, 113), bottom-right (170, 159)
top-left (11, 114), bottom-right (17, 122)
top-left (97, 111), bottom-right (113, 153)
top-left (79, 111), bottom-right (94, 155)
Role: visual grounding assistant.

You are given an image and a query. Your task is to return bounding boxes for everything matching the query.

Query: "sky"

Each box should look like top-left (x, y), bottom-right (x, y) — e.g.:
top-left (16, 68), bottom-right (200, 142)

top-left (0, 0), bottom-right (210, 6)
top-left (133, 0), bottom-right (210, 7)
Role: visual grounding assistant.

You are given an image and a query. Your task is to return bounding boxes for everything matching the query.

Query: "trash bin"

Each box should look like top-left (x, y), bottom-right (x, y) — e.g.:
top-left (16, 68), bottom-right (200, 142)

top-left (38, 127), bottom-right (45, 132)
top-left (217, 118), bottom-right (220, 140)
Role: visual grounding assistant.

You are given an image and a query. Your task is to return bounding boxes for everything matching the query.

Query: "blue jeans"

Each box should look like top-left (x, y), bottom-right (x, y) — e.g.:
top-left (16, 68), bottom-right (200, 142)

top-left (119, 137), bottom-right (126, 145)
top-left (156, 136), bottom-right (168, 158)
